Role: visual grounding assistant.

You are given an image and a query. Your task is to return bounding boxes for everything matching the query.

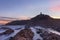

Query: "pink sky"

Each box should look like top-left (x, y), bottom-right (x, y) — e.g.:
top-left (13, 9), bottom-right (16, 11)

top-left (50, 0), bottom-right (60, 12)
top-left (49, 0), bottom-right (60, 18)
top-left (0, 21), bottom-right (9, 24)
top-left (0, 16), bottom-right (30, 24)
top-left (50, 6), bottom-right (60, 12)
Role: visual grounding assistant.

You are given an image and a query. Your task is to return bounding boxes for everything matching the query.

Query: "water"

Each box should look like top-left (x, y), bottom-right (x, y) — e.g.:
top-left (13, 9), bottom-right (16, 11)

top-left (0, 25), bottom-right (60, 40)
top-left (31, 27), bottom-right (43, 40)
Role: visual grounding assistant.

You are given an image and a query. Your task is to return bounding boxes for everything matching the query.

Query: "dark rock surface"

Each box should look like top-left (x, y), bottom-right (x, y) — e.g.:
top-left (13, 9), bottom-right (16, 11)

top-left (43, 33), bottom-right (60, 40)
top-left (6, 20), bottom-right (29, 25)
top-left (0, 28), bottom-right (14, 35)
top-left (36, 28), bottom-right (60, 40)
top-left (11, 29), bottom-right (34, 40)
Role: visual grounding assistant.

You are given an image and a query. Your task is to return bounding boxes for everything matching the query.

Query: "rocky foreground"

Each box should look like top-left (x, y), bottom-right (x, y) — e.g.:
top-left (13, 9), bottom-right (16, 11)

top-left (0, 26), bottom-right (60, 40)
top-left (11, 29), bottom-right (34, 40)
top-left (10, 28), bottom-right (60, 40)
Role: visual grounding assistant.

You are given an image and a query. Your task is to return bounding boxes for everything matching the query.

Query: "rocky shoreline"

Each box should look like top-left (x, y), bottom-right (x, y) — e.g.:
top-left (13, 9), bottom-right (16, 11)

top-left (0, 27), bottom-right (60, 40)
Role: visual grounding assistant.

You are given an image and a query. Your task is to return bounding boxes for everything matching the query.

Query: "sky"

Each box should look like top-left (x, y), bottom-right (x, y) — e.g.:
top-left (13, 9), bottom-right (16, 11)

top-left (0, 0), bottom-right (60, 19)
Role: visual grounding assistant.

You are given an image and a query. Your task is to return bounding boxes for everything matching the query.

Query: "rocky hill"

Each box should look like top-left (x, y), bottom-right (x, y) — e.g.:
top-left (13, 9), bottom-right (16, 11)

top-left (30, 14), bottom-right (60, 32)
top-left (6, 13), bottom-right (60, 32)
top-left (6, 13), bottom-right (53, 25)
top-left (6, 20), bottom-right (29, 25)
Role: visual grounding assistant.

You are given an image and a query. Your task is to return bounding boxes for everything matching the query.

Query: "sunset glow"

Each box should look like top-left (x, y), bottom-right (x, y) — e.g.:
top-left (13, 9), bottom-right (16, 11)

top-left (52, 16), bottom-right (60, 19)
top-left (0, 0), bottom-right (60, 25)
top-left (19, 16), bottom-right (30, 20)
top-left (0, 21), bottom-right (9, 24)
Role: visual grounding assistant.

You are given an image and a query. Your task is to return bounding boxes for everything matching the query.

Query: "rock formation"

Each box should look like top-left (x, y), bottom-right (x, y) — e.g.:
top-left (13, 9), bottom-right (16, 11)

top-left (0, 28), bottom-right (14, 35)
top-left (11, 29), bottom-right (34, 40)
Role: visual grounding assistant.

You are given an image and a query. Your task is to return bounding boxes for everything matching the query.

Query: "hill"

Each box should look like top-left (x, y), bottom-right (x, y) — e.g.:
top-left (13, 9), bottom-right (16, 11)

top-left (6, 13), bottom-right (60, 32)
top-left (6, 20), bottom-right (29, 25)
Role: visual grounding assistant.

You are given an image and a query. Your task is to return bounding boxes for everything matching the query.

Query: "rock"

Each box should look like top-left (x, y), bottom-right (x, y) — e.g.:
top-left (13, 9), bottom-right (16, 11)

top-left (36, 29), bottom-right (43, 34)
top-left (41, 32), bottom-right (60, 40)
top-left (37, 28), bottom-right (60, 40)
top-left (44, 33), bottom-right (60, 40)
top-left (9, 37), bottom-right (13, 40)
top-left (0, 29), bottom-right (14, 35)
top-left (11, 29), bottom-right (34, 40)
top-left (37, 39), bottom-right (41, 40)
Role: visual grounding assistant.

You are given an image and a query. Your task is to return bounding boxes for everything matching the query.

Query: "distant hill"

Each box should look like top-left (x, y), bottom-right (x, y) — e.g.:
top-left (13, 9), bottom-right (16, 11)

top-left (6, 13), bottom-right (60, 32)
top-left (6, 20), bottom-right (29, 25)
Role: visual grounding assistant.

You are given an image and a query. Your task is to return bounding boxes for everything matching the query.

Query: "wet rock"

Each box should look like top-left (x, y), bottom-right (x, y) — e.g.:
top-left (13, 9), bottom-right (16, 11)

top-left (11, 29), bottom-right (34, 40)
top-left (44, 33), bottom-right (60, 40)
top-left (40, 33), bottom-right (44, 37)
top-left (9, 37), bottom-right (13, 40)
top-left (36, 29), bottom-right (43, 34)
top-left (38, 29), bottom-right (49, 37)
top-left (0, 29), bottom-right (14, 35)
top-left (36, 28), bottom-right (60, 40)
top-left (41, 32), bottom-right (60, 40)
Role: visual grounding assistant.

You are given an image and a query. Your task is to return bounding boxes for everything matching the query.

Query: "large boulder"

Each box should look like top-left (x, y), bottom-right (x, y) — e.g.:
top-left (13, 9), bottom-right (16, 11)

top-left (11, 29), bottom-right (34, 40)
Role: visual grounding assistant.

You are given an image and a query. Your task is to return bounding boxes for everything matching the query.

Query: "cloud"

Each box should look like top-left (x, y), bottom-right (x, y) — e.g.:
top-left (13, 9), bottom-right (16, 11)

top-left (0, 20), bottom-right (9, 24)
top-left (0, 16), bottom-right (19, 24)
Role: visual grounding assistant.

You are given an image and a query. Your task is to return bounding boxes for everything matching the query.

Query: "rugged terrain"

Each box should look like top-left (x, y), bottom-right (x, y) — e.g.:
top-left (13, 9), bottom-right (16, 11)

top-left (0, 25), bottom-right (60, 40)
top-left (6, 13), bottom-right (60, 32)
